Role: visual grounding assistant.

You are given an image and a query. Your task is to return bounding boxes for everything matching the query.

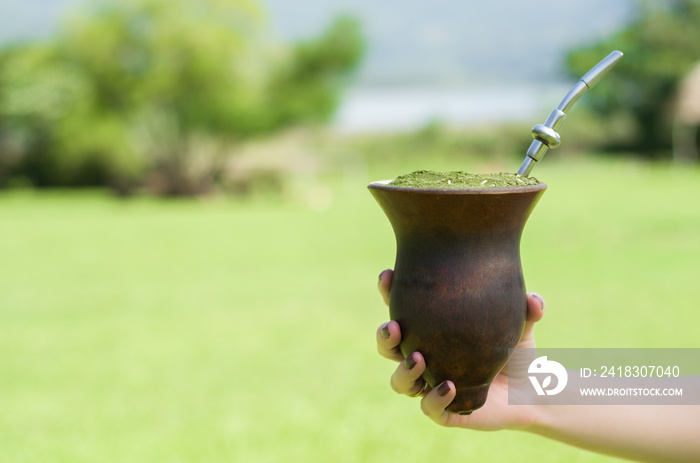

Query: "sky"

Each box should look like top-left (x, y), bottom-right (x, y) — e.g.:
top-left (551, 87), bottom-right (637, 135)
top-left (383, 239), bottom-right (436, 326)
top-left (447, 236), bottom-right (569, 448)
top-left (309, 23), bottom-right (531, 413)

top-left (263, 0), bottom-right (637, 85)
top-left (0, 0), bottom-right (638, 87)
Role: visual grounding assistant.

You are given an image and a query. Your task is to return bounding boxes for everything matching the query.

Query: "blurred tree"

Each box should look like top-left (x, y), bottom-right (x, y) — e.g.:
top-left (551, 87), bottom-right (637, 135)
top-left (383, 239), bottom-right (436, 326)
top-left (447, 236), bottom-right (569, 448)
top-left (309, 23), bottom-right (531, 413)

top-left (0, 0), bottom-right (363, 194)
top-left (566, 0), bottom-right (700, 157)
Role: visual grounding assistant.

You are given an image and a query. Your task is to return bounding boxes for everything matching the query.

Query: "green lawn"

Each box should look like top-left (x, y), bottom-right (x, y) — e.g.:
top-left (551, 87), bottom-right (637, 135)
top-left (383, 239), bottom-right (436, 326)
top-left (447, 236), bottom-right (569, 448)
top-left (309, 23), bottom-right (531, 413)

top-left (1, 157), bottom-right (698, 462)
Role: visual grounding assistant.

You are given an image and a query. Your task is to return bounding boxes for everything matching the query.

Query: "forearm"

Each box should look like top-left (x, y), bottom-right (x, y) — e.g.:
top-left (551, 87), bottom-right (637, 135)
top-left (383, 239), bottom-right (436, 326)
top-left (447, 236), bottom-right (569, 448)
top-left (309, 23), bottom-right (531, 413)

top-left (526, 404), bottom-right (700, 462)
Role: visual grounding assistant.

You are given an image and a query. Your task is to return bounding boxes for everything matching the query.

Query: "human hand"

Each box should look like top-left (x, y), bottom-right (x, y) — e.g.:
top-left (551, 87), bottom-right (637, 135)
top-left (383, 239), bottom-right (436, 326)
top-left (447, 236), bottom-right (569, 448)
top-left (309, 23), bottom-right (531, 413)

top-left (376, 268), bottom-right (545, 430)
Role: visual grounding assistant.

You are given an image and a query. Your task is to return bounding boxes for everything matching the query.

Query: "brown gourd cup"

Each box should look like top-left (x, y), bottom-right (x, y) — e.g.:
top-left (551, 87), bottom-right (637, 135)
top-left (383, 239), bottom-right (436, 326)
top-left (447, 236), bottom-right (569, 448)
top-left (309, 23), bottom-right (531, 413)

top-left (368, 180), bottom-right (546, 414)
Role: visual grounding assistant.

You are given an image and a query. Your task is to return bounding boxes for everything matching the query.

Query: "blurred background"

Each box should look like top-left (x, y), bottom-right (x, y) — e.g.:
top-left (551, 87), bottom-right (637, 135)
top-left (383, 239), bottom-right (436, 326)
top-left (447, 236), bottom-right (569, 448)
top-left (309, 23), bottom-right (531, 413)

top-left (1, 0), bottom-right (699, 461)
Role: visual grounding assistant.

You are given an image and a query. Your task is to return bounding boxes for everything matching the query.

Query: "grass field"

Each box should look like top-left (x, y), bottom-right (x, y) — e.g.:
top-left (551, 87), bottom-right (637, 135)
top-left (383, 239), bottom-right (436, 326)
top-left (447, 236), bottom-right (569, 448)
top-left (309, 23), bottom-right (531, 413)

top-left (1, 156), bottom-right (699, 462)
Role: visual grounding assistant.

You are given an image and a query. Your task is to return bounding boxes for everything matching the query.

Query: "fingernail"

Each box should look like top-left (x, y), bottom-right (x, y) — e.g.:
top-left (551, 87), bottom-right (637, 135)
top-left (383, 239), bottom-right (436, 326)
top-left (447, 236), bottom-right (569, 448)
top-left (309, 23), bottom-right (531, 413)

top-left (437, 381), bottom-right (451, 397)
top-left (380, 322), bottom-right (390, 339)
top-left (404, 353), bottom-right (417, 370)
top-left (532, 292), bottom-right (545, 309)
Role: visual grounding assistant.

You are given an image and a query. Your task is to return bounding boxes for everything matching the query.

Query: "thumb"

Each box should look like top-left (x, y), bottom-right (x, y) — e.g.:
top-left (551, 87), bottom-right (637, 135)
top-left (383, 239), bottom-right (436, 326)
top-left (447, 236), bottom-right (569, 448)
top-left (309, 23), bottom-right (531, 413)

top-left (520, 292), bottom-right (545, 347)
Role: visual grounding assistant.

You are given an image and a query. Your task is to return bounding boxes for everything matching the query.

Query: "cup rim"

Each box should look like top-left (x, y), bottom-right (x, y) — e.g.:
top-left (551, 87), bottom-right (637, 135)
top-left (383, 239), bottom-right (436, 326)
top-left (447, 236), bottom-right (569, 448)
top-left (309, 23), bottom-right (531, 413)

top-left (367, 179), bottom-right (547, 195)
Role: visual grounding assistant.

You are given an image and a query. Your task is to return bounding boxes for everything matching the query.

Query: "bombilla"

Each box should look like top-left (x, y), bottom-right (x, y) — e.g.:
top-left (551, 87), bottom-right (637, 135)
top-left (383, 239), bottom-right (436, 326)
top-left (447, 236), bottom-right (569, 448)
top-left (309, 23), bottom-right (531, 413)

top-left (517, 50), bottom-right (623, 177)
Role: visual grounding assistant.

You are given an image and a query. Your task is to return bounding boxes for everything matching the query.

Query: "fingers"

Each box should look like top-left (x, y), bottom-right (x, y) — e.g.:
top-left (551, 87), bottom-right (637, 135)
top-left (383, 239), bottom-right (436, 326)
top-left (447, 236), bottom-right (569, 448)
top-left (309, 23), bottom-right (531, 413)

top-left (377, 269), bottom-right (393, 306)
top-left (420, 380), bottom-right (458, 426)
top-left (376, 321), bottom-right (404, 362)
top-left (390, 352), bottom-right (428, 396)
top-left (376, 269), bottom-right (402, 361)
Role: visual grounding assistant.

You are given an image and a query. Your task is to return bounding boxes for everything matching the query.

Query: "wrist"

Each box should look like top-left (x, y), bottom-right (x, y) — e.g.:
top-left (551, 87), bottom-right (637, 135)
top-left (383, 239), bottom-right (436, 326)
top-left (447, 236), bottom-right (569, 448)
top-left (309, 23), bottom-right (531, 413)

top-left (510, 404), bottom-right (549, 434)
top-left (521, 403), bottom-right (557, 435)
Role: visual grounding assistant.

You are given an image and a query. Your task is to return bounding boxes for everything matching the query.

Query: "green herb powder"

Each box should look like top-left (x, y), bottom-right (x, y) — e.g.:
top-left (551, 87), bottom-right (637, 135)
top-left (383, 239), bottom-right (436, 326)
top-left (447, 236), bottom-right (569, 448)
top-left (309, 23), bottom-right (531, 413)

top-left (389, 170), bottom-right (540, 188)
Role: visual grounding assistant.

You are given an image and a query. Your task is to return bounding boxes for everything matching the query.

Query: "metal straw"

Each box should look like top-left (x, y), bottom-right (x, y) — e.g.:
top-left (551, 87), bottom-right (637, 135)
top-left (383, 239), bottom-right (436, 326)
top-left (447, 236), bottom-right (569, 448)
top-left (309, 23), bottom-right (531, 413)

top-left (517, 50), bottom-right (623, 177)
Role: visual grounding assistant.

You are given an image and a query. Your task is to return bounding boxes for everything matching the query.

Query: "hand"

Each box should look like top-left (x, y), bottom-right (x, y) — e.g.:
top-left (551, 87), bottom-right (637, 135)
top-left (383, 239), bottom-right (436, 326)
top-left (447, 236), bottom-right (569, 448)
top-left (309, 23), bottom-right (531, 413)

top-left (376, 268), bottom-right (545, 431)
